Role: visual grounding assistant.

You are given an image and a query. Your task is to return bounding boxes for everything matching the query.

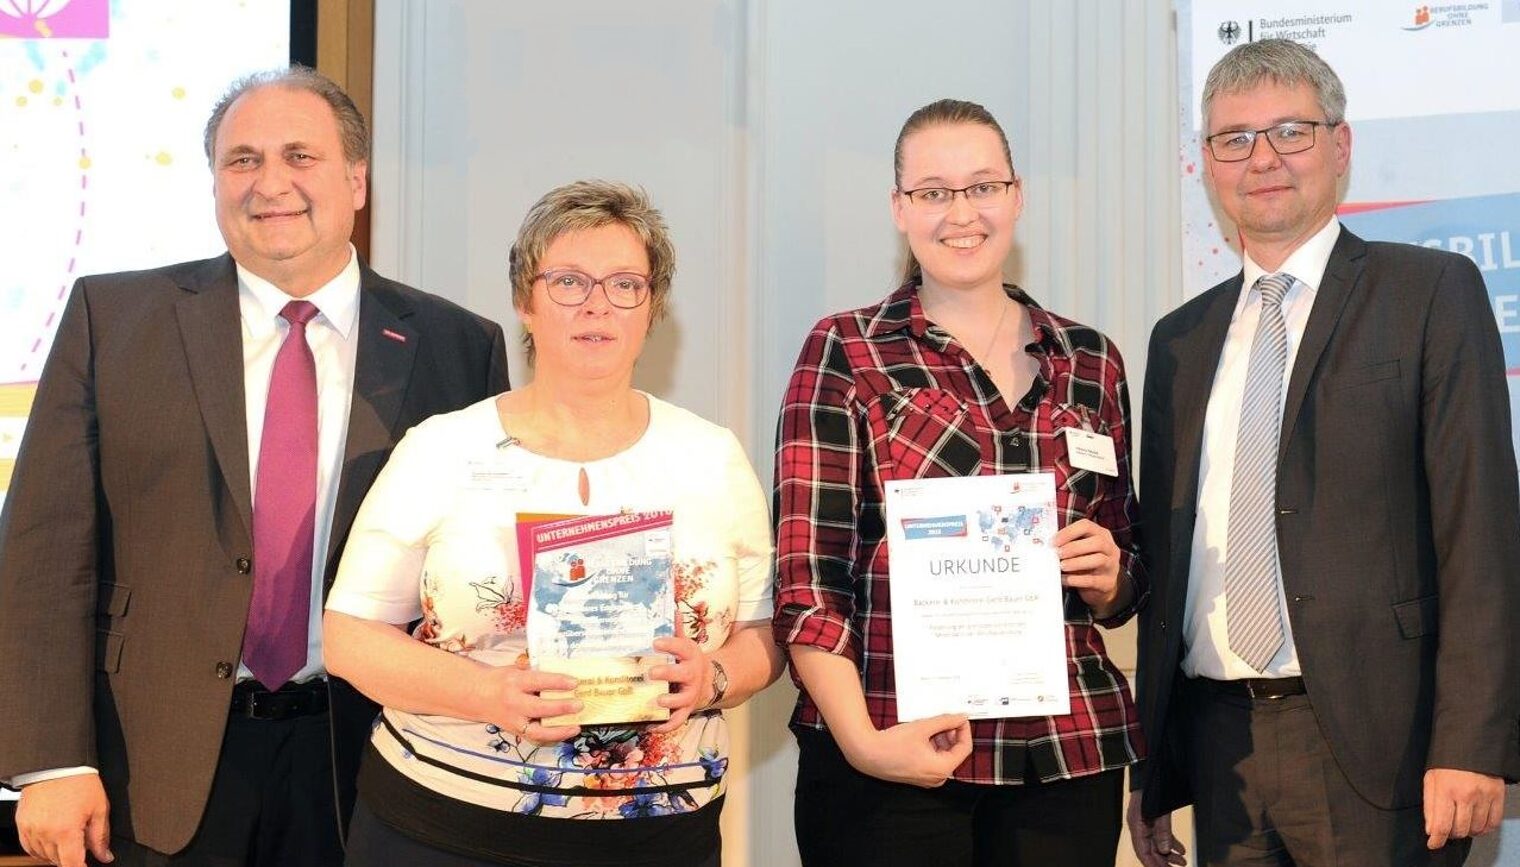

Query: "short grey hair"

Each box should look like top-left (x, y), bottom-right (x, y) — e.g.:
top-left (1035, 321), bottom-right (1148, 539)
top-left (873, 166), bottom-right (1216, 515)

top-left (508, 180), bottom-right (676, 363)
top-left (203, 65), bottom-right (370, 166)
top-left (1201, 39), bottom-right (1346, 131)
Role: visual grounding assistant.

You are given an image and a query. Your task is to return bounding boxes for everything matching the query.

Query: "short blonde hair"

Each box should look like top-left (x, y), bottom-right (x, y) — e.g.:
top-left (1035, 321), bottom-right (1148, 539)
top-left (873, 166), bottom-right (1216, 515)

top-left (508, 180), bottom-right (676, 363)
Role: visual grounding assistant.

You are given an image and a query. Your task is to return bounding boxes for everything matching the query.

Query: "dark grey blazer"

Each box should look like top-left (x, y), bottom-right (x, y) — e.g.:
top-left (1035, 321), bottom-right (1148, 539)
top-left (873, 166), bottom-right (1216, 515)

top-left (0, 254), bottom-right (508, 853)
top-left (1133, 228), bottom-right (1520, 820)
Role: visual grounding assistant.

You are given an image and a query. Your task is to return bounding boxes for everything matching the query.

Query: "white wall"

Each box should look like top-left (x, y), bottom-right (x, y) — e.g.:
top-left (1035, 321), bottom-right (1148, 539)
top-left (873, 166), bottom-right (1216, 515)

top-left (369, 2), bottom-right (1520, 865)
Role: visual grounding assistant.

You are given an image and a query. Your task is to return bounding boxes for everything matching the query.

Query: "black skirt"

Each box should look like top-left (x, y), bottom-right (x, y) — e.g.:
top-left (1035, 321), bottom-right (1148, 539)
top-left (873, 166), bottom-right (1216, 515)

top-left (353, 741), bottom-right (723, 867)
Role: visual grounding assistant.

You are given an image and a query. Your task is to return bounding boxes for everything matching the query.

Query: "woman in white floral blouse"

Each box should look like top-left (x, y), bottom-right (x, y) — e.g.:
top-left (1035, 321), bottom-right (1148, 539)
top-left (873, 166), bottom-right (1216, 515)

top-left (324, 180), bottom-right (782, 867)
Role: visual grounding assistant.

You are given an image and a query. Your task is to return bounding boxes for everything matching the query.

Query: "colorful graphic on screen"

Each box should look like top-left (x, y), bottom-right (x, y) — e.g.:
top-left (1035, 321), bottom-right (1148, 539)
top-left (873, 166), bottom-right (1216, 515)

top-left (0, 1), bottom-right (289, 506)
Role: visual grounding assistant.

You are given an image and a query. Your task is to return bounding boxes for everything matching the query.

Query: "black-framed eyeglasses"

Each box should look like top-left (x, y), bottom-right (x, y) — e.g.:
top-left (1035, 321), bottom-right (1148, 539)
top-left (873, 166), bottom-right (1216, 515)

top-left (896, 177), bottom-right (1019, 213)
top-left (1205, 120), bottom-right (1336, 162)
top-left (537, 269), bottom-right (651, 309)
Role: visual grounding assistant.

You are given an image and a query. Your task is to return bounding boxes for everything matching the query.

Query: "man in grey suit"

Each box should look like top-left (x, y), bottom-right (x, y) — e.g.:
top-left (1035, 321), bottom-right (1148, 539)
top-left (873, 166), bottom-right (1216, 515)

top-left (1127, 39), bottom-right (1520, 866)
top-left (0, 67), bottom-right (507, 865)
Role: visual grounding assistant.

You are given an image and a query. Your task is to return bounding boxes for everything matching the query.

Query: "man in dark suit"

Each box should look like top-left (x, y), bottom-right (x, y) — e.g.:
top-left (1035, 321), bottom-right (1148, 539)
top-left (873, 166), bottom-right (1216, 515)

top-left (0, 67), bottom-right (507, 866)
top-left (1127, 39), bottom-right (1520, 866)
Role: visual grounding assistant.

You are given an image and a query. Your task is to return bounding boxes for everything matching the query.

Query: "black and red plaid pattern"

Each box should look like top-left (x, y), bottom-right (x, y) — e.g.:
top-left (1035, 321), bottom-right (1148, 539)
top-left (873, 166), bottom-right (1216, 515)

top-left (772, 282), bottom-right (1147, 785)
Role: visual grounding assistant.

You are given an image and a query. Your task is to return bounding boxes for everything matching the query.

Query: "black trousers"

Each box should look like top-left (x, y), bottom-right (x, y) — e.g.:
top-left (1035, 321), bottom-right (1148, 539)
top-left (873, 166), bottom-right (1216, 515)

top-left (344, 801), bottom-right (722, 867)
top-left (1183, 679), bottom-right (1471, 867)
top-left (105, 710), bottom-right (343, 867)
top-left (793, 727), bottom-right (1123, 867)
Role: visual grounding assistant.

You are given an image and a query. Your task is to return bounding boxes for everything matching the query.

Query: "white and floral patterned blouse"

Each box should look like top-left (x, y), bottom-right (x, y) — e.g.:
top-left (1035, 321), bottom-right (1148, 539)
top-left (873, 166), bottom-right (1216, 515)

top-left (327, 393), bottom-right (773, 819)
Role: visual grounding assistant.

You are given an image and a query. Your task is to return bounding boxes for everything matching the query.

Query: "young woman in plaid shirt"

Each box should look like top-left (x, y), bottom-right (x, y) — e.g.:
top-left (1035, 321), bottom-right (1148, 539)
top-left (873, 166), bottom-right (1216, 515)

top-left (773, 99), bottom-right (1146, 866)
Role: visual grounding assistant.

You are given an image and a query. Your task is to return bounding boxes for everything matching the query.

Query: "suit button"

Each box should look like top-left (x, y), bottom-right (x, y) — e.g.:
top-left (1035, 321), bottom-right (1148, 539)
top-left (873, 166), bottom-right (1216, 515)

top-left (235, 557), bottom-right (251, 574)
top-left (215, 662), bottom-right (234, 679)
top-left (1160, 619), bottom-right (1168, 631)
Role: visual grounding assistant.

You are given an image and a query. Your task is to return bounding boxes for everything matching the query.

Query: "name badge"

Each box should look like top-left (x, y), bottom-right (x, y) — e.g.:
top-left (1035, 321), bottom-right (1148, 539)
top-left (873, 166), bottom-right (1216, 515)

top-left (1062, 428), bottom-right (1118, 477)
top-left (466, 461), bottom-right (529, 493)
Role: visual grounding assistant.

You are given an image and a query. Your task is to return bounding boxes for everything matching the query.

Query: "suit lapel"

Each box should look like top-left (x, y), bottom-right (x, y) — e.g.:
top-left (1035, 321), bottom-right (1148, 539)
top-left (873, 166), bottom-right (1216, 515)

top-left (175, 255), bottom-right (253, 534)
top-left (1168, 280), bottom-right (1239, 516)
top-left (1279, 228), bottom-right (1365, 455)
top-left (325, 269), bottom-right (419, 573)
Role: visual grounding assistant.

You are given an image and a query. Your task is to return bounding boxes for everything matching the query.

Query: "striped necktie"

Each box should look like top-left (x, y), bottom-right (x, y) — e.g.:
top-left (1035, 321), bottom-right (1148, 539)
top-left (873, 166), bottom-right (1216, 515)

top-left (1225, 272), bottom-right (1293, 673)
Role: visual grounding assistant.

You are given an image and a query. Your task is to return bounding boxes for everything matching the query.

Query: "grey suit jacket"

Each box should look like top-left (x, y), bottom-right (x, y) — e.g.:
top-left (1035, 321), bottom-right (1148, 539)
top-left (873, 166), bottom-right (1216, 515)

top-left (0, 254), bottom-right (508, 853)
top-left (1133, 228), bottom-right (1520, 820)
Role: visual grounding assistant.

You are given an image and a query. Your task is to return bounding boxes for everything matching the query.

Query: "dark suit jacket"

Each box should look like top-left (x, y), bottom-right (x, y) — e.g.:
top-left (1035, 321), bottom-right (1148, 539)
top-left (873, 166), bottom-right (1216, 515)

top-left (0, 254), bottom-right (508, 853)
top-left (1134, 228), bottom-right (1520, 820)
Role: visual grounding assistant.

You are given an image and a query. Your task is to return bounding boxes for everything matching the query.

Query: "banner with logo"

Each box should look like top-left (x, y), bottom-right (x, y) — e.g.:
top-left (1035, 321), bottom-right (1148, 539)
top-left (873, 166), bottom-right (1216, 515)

top-left (0, 1), bottom-right (289, 511)
top-left (1177, 0), bottom-right (1520, 473)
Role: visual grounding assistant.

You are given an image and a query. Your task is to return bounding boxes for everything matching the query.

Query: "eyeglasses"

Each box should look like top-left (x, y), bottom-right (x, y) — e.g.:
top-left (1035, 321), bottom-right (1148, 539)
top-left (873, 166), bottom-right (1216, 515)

top-left (896, 178), bottom-right (1019, 213)
top-left (537, 269), bottom-right (651, 309)
top-left (1205, 120), bottom-right (1335, 162)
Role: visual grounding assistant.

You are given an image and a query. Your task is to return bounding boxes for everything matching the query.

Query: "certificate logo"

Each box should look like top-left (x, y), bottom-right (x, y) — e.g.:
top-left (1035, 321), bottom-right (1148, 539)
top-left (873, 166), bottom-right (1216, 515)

top-left (554, 554), bottom-right (590, 586)
top-left (1402, 2), bottom-right (1491, 30)
top-left (901, 515), bottom-right (968, 540)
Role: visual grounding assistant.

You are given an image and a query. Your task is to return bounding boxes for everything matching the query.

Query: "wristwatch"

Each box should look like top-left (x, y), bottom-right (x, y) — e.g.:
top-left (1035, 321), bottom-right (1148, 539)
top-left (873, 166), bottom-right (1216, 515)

top-left (705, 659), bottom-right (729, 709)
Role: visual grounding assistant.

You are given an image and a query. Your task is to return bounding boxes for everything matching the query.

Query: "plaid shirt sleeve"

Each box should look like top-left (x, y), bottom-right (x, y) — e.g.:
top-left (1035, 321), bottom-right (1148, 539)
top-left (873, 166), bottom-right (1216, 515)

top-left (772, 319), bottom-right (863, 662)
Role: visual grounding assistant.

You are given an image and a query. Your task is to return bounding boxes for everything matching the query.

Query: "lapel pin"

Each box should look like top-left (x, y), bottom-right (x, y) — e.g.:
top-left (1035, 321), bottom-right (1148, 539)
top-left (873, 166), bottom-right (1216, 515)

top-left (381, 328), bottom-right (408, 344)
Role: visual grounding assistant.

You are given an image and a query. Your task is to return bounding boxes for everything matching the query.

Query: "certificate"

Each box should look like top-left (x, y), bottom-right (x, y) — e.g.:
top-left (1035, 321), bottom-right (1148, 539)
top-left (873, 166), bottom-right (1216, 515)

top-left (884, 473), bottom-right (1069, 720)
top-left (525, 512), bottom-right (676, 726)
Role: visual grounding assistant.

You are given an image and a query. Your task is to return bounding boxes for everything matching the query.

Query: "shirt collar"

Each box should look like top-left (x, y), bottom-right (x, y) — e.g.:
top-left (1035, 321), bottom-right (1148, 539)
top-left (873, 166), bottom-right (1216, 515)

top-left (865, 280), bottom-right (1047, 344)
top-left (862, 282), bottom-right (919, 337)
top-left (237, 245), bottom-right (362, 340)
top-left (1023, 305), bottom-right (1069, 357)
top-left (1235, 217), bottom-right (1340, 320)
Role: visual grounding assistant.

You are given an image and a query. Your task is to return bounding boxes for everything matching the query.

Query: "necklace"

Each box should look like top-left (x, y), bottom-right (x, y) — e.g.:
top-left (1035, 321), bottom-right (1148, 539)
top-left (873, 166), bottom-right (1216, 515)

top-left (982, 297), bottom-right (1010, 361)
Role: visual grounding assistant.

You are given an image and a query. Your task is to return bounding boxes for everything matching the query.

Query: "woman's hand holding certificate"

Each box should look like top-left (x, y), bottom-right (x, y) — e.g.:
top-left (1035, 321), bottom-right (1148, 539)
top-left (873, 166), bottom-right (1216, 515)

top-left (473, 656), bottom-right (583, 746)
top-left (646, 634), bottom-right (712, 733)
top-left (1054, 518), bottom-right (1128, 619)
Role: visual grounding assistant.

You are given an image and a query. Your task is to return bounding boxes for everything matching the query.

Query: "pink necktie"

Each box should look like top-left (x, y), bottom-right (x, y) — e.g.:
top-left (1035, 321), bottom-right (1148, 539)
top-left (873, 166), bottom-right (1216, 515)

top-left (244, 300), bottom-right (319, 688)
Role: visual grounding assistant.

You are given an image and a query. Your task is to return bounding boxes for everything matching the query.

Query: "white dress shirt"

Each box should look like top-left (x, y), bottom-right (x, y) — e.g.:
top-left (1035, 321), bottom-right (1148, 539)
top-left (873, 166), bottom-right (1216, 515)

top-left (238, 249), bottom-right (361, 684)
top-left (10, 250), bottom-right (360, 789)
top-left (1182, 218), bottom-right (1341, 680)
